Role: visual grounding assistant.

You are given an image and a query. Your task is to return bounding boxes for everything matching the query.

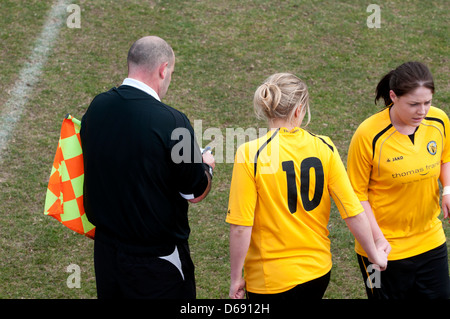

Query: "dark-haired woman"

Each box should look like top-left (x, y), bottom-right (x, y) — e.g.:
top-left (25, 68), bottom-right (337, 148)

top-left (347, 61), bottom-right (450, 299)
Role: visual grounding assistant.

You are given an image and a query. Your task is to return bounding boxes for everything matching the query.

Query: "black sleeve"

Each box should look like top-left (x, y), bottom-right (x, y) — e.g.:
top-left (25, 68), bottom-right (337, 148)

top-left (169, 111), bottom-right (209, 199)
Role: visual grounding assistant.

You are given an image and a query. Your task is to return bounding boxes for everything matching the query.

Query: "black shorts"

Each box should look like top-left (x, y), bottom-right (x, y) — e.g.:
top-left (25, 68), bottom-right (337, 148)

top-left (247, 271), bottom-right (330, 300)
top-left (357, 243), bottom-right (450, 299)
top-left (94, 238), bottom-right (196, 299)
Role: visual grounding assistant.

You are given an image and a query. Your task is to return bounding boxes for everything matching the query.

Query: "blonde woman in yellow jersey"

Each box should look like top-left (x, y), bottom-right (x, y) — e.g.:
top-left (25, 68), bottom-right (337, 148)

top-left (226, 73), bottom-right (387, 300)
top-left (347, 62), bottom-right (450, 299)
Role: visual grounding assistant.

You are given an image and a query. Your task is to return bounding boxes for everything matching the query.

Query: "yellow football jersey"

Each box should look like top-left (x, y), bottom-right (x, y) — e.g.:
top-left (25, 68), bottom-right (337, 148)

top-left (347, 106), bottom-right (450, 260)
top-left (226, 127), bottom-right (363, 294)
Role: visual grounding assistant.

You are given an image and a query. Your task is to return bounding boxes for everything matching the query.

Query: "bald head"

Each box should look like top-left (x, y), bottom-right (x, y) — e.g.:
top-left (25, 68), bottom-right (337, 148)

top-left (126, 36), bottom-right (175, 99)
top-left (127, 36), bottom-right (174, 73)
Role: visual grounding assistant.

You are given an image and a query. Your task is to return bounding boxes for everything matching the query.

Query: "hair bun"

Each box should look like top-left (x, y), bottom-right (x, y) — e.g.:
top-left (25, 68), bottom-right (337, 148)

top-left (253, 73), bottom-right (310, 126)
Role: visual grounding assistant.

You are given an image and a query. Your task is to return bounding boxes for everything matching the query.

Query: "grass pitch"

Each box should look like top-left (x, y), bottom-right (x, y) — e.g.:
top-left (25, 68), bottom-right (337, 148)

top-left (0, 0), bottom-right (448, 299)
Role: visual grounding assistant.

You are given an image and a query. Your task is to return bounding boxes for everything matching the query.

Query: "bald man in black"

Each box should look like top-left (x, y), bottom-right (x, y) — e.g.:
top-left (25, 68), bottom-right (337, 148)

top-left (81, 36), bottom-right (215, 299)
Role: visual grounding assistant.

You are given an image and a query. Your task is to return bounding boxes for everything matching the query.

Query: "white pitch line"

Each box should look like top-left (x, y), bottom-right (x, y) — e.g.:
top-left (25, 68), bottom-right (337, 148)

top-left (0, 0), bottom-right (70, 163)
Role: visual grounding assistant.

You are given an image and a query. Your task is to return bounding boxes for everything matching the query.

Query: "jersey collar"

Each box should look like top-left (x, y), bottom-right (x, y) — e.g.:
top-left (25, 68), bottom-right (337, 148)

top-left (121, 78), bottom-right (161, 101)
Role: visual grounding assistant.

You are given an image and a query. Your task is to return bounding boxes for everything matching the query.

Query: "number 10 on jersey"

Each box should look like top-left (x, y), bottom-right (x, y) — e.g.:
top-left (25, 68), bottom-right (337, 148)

top-left (282, 157), bottom-right (324, 214)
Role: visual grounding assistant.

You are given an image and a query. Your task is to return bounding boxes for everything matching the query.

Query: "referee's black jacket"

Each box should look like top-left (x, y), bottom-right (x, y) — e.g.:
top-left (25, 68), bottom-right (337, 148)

top-left (80, 85), bottom-right (208, 256)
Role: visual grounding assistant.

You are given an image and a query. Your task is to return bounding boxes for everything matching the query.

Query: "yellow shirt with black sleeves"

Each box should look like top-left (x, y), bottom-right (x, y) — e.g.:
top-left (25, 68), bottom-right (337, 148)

top-left (226, 128), bottom-right (363, 294)
top-left (347, 106), bottom-right (450, 260)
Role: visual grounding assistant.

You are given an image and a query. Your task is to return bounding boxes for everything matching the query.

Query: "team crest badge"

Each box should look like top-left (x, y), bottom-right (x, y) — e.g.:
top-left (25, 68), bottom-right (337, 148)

top-left (427, 141), bottom-right (437, 155)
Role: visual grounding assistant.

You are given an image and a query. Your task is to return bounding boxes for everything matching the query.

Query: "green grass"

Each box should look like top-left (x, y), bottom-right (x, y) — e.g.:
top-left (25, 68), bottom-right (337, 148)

top-left (0, 0), bottom-right (448, 299)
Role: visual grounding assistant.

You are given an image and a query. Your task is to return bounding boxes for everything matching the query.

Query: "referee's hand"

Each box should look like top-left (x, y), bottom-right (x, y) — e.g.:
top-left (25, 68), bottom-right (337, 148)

top-left (202, 148), bottom-right (215, 170)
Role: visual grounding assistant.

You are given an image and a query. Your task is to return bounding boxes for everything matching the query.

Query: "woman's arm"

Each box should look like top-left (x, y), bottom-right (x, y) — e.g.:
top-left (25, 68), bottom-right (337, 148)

top-left (440, 162), bottom-right (450, 220)
top-left (360, 201), bottom-right (391, 255)
top-left (345, 212), bottom-right (388, 270)
top-left (229, 224), bottom-right (252, 299)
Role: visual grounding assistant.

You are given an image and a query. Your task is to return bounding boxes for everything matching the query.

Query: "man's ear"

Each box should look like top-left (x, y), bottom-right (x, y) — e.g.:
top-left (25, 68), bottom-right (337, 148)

top-left (159, 62), bottom-right (169, 79)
